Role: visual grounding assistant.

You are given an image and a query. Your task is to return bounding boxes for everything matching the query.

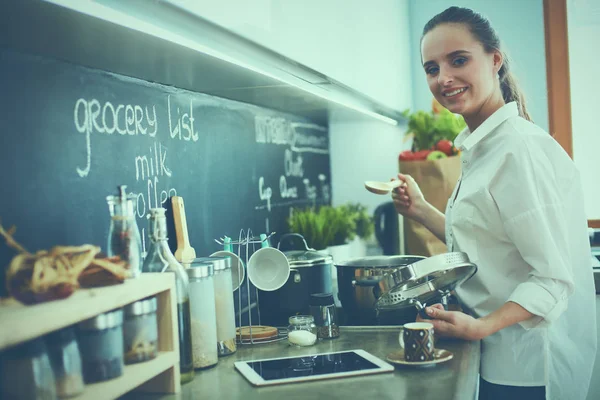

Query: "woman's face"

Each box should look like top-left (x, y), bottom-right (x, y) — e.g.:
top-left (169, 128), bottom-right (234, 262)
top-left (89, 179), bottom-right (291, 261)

top-left (421, 23), bottom-right (500, 118)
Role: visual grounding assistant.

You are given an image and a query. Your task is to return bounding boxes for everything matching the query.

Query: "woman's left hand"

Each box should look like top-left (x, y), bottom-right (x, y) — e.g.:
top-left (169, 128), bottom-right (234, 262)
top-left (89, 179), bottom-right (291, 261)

top-left (416, 303), bottom-right (488, 341)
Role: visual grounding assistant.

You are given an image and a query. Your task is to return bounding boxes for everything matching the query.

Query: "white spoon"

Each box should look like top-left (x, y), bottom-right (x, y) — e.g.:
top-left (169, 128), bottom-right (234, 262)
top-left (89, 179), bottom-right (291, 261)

top-left (364, 180), bottom-right (406, 195)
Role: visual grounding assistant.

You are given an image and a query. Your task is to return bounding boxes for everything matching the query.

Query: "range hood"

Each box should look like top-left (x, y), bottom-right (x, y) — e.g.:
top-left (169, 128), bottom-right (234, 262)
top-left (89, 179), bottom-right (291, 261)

top-left (0, 0), bottom-right (405, 126)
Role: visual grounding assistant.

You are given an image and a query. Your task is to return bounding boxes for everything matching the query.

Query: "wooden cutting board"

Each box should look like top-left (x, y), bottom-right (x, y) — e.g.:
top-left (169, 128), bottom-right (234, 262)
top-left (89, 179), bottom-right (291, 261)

top-left (171, 196), bottom-right (196, 264)
top-left (236, 325), bottom-right (278, 341)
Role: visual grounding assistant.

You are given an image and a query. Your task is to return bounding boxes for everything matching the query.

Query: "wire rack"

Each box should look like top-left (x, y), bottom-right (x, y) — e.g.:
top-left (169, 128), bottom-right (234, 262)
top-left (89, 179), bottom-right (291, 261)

top-left (214, 229), bottom-right (288, 345)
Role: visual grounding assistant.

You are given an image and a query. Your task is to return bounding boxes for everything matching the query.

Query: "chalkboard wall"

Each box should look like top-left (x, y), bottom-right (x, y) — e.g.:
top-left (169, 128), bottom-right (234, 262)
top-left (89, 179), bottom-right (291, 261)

top-left (0, 49), bottom-right (331, 295)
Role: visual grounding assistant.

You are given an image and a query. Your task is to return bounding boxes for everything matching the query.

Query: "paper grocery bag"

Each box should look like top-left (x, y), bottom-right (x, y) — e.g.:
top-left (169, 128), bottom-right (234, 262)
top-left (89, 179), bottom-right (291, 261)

top-left (399, 156), bottom-right (461, 256)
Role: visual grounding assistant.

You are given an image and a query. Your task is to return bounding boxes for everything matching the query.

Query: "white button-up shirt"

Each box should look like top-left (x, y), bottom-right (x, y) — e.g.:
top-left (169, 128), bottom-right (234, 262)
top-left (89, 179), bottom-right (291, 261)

top-left (446, 102), bottom-right (597, 399)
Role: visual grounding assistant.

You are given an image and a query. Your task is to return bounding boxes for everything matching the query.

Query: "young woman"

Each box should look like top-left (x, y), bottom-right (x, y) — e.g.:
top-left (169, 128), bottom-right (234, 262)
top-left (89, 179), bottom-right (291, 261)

top-left (392, 7), bottom-right (596, 400)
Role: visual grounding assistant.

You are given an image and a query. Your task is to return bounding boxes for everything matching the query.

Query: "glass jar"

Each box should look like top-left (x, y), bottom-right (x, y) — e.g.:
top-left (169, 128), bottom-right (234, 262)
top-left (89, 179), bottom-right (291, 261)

top-left (193, 256), bottom-right (237, 357)
top-left (185, 260), bottom-right (218, 369)
top-left (106, 185), bottom-right (143, 278)
top-left (210, 256), bottom-right (237, 356)
top-left (123, 296), bottom-right (158, 364)
top-left (309, 292), bottom-right (340, 339)
top-left (46, 327), bottom-right (85, 398)
top-left (0, 337), bottom-right (57, 400)
top-left (287, 315), bottom-right (317, 347)
top-left (142, 208), bottom-right (194, 384)
top-left (77, 309), bottom-right (124, 383)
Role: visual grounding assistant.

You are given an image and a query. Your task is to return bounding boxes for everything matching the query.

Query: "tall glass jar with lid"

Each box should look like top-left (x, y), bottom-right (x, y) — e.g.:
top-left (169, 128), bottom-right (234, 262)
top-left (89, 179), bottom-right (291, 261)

top-left (184, 260), bottom-right (218, 369)
top-left (142, 208), bottom-right (194, 383)
top-left (193, 256), bottom-right (237, 356)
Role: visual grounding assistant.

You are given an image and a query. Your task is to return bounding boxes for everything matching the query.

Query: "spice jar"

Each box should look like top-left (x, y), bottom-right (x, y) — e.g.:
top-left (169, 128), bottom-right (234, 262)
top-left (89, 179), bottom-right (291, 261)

top-left (287, 315), bottom-right (317, 347)
top-left (199, 256), bottom-right (237, 356)
top-left (0, 337), bottom-right (57, 400)
top-left (142, 208), bottom-right (194, 384)
top-left (46, 327), bottom-right (85, 398)
top-left (123, 296), bottom-right (158, 364)
top-left (309, 293), bottom-right (340, 339)
top-left (185, 260), bottom-right (218, 369)
top-left (106, 185), bottom-right (143, 278)
top-left (77, 308), bottom-right (124, 383)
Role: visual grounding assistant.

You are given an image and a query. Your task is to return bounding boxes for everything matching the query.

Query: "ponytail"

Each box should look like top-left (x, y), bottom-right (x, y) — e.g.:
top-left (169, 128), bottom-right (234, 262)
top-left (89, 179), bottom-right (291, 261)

top-left (499, 55), bottom-right (532, 122)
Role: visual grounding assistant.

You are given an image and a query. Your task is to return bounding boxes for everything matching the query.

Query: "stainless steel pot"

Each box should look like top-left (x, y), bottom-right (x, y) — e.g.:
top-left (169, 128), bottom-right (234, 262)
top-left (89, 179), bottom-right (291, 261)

top-left (335, 256), bottom-right (425, 325)
top-left (258, 234), bottom-right (333, 326)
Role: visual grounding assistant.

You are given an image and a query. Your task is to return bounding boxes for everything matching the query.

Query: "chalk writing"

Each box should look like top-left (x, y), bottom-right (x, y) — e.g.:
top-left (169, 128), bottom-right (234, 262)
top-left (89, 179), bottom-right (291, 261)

top-left (73, 98), bottom-right (157, 177)
top-left (167, 95), bottom-right (199, 142)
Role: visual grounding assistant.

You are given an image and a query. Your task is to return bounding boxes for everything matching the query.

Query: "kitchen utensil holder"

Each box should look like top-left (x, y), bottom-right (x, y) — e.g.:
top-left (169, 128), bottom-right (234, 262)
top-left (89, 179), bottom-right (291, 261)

top-left (214, 229), bottom-right (288, 345)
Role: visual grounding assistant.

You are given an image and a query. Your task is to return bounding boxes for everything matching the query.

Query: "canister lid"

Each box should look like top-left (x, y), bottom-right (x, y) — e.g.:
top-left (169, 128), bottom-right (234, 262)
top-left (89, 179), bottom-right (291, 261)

top-left (124, 296), bottom-right (157, 317)
top-left (185, 260), bottom-right (214, 279)
top-left (209, 256), bottom-right (231, 271)
top-left (309, 293), bottom-right (335, 307)
top-left (79, 309), bottom-right (123, 331)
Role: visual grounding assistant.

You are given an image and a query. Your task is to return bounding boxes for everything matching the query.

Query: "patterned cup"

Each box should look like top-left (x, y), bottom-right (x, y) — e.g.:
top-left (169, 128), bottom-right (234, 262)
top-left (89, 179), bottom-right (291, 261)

top-left (398, 322), bottom-right (435, 362)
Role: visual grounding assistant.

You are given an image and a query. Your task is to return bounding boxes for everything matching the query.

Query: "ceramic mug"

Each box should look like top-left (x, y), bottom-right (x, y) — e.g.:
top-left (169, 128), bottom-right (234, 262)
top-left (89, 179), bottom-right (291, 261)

top-left (247, 235), bottom-right (290, 291)
top-left (398, 322), bottom-right (435, 362)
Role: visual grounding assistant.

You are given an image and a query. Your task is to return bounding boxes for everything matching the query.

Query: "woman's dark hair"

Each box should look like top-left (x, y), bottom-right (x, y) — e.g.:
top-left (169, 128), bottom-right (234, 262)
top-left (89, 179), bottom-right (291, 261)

top-left (422, 6), bottom-right (532, 122)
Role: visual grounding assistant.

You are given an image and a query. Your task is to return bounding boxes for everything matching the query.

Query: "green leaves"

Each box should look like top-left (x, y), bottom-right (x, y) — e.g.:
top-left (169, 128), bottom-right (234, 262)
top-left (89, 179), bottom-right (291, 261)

top-left (402, 108), bottom-right (466, 151)
top-left (286, 203), bottom-right (373, 250)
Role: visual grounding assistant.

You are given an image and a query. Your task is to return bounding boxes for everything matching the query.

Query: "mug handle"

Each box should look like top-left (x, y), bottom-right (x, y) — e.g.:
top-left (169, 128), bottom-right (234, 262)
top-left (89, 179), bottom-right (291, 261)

top-left (398, 326), bottom-right (405, 349)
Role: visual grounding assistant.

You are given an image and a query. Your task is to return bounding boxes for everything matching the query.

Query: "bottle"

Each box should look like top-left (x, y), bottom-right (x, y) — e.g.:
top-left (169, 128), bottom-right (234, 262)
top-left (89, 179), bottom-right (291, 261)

top-left (142, 208), bottom-right (194, 384)
top-left (309, 292), bottom-right (340, 339)
top-left (106, 185), bottom-right (143, 278)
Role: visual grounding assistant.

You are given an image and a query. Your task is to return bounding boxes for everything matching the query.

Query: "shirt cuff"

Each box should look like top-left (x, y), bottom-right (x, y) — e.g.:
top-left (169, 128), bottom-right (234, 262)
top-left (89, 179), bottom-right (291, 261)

top-left (507, 281), bottom-right (569, 330)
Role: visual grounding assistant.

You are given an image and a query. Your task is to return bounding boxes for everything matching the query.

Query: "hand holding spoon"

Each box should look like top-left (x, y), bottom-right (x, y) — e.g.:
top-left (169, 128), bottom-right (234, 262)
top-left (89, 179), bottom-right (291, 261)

top-left (364, 180), bottom-right (406, 195)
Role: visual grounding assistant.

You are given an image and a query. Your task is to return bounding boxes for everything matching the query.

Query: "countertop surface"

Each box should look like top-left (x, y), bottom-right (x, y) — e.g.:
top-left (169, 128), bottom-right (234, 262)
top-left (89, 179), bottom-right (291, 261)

top-left (127, 326), bottom-right (480, 400)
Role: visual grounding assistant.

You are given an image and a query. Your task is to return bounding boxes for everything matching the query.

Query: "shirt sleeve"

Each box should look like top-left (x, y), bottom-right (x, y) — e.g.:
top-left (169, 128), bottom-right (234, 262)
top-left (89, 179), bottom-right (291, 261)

top-left (490, 136), bottom-right (576, 330)
top-left (502, 206), bottom-right (573, 329)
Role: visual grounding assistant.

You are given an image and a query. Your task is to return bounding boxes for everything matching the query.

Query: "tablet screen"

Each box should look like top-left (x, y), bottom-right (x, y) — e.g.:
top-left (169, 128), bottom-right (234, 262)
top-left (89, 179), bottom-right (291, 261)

top-left (245, 350), bottom-right (380, 381)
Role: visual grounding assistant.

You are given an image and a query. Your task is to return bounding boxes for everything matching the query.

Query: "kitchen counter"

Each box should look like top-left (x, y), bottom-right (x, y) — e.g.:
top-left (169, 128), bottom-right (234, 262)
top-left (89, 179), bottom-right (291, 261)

top-left (127, 327), bottom-right (480, 400)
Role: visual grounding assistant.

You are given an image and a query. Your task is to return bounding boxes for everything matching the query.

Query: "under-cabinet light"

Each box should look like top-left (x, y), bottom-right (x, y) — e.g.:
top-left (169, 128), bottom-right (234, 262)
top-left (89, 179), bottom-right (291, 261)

top-left (46, 0), bottom-right (399, 126)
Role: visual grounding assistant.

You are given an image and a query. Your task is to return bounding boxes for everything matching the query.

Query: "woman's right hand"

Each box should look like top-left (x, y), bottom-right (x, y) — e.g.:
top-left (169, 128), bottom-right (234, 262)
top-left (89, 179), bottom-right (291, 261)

top-left (391, 173), bottom-right (427, 223)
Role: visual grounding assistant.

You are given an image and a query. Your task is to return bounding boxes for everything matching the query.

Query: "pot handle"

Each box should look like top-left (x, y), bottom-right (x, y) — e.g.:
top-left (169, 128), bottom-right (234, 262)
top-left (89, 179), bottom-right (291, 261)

top-left (277, 233), bottom-right (314, 251)
top-left (351, 279), bottom-right (380, 287)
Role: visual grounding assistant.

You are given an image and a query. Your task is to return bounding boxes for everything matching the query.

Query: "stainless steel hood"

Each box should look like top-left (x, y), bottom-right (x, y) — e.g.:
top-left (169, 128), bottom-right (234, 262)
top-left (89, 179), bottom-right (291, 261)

top-left (0, 0), bottom-right (406, 126)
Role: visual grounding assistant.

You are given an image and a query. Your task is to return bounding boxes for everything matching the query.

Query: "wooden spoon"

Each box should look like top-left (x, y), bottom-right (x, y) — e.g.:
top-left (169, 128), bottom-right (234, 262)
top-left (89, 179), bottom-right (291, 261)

top-left (172, 196), bottom-right (197, 264)
top-left (364, 180), bottom-right (405, 195)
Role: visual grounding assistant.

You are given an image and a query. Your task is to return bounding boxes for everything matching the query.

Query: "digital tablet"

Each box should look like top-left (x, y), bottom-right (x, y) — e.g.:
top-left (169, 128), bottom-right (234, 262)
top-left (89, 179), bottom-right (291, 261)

top-left (234, 349), bottom-right (394, 387)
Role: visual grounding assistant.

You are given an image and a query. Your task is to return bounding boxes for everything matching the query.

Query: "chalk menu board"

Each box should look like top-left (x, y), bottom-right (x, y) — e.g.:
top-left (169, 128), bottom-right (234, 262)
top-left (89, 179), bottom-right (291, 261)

top-left (0, 49), bottom-right (331, 294)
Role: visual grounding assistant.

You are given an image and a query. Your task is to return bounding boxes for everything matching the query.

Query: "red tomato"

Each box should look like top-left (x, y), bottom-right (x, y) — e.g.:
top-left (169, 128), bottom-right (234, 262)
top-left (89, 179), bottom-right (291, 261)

top-left (436, 140), bottom-right (454, 156)
top-left (399, 150), bottom-right (415, 161)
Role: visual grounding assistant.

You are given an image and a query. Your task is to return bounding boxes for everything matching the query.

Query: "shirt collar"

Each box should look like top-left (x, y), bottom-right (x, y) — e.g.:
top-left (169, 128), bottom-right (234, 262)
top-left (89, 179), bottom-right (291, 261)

top-left (453, 102), bottom-right (519, 151)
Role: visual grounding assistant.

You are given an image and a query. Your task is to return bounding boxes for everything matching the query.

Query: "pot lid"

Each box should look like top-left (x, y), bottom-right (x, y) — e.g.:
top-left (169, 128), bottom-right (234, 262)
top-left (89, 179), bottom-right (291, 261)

top-left (334, 255), bottom-right (425, 269)
top-left (284, 249), bottom-right (333, 268)
top-left (375, 262), bottom-right (477, 310)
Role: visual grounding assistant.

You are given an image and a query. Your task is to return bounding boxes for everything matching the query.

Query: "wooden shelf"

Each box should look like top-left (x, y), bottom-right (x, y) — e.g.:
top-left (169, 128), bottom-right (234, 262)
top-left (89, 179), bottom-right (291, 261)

top-left (0, 273), bottom-right (180, 398)
top-left (0, 273), bottom-right (173, 351)
top-left (72, 351), bottom-right (177, 400)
